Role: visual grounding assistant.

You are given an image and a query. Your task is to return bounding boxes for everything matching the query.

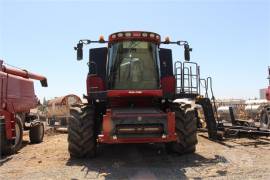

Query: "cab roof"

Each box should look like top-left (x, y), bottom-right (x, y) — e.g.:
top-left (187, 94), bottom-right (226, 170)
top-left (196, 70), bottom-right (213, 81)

top-left (108, 31), bottom-right (161, 44)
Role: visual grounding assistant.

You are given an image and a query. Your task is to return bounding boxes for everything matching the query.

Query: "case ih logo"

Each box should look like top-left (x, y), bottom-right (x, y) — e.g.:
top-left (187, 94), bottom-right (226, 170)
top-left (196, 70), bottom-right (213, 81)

top-left (128, 91), bottom-right (142, 94)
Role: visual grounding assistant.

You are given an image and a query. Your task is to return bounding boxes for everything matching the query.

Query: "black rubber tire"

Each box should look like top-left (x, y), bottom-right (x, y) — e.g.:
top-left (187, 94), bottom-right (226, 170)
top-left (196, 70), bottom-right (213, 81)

top-left (68, 105), bottom-right (96, 158)
top-left (260, 106), bottom-right (270, 129)
top-left (48, 118), bottom-right (55, 126)
top-left (29, 122), bottom-right (44, 144)
top-left (0, 117), bottom-right (6, 156)
top-left (166, 106), bottom-right (198, 154)
top-left (1, 116), bottom-right (23, 155)
top-left (60, 118), bottom-right (67, 126)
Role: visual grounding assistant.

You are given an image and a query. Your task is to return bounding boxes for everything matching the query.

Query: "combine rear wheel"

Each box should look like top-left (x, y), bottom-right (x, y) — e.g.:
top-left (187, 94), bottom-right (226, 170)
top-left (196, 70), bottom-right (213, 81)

top-left (0, 116), bottom-right (23, 155)
top-left (260, 106), bottom-right (270, 129)
top-left (166, 106), bottom-right (198, 154)
top-left (68, 105), bottom-right (97, 158)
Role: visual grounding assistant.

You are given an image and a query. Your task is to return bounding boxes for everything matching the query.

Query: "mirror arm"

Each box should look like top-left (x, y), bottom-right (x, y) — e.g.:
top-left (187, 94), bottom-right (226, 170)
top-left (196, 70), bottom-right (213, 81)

top-left (74, 39), bottom-right (108, 61)
top-left (160, 40), bottom-right (192, 61)
top-left (74, 39), bottom-right (109, 50)
top-left (79, 39), bottom-right (108, 45)
top-left (160, 40), bottom-right (187, 46)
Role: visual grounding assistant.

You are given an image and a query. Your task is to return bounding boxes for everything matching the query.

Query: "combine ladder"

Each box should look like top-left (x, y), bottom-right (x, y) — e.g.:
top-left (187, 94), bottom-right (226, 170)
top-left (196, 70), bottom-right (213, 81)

top-left (174, 61), bottom-right (218, 140)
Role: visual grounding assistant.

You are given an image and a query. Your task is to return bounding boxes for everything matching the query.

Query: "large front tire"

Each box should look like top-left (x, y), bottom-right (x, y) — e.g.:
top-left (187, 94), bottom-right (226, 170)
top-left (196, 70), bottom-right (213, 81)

top-left (68, 105), bottom-right (97, 158)
top-left (166, 106), bottom-right (198, 154)
top-left (1, 116), bottom-right (23, 155)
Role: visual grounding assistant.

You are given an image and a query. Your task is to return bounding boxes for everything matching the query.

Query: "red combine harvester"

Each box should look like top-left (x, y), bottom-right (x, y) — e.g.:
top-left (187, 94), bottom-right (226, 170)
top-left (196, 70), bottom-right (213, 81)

top-left (0, 60), bottom-right (47, 155)
top-left (70, 31), bottom-right (218, 158)
top-left (260, 66), bottom-right (270, 129)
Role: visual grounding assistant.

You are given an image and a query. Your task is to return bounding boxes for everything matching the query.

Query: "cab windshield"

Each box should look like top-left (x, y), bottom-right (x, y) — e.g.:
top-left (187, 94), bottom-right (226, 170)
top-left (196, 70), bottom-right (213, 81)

top-left (108, 41), bottom-right (159, 90)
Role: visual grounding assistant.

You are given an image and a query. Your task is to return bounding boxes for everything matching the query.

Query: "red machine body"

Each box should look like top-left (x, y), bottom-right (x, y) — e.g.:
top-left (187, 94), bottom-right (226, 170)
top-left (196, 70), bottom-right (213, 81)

top-left (266, 67), bottom-right (270, 101)
top-left (88, 32), bottom-right (177, 144)
top-left (69, 31), bottom-right (205, 158)
top-left (0, 60), bottom-right (47, 140)
top-left (266, 86), bottom-right (270, 101)
top-left (98, 109), bottom-right (176, 144)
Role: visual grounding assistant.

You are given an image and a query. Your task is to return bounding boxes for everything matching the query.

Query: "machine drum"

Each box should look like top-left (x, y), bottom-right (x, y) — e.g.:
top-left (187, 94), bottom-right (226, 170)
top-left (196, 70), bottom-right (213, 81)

top-left (29, 122), bottom-right (45, 144)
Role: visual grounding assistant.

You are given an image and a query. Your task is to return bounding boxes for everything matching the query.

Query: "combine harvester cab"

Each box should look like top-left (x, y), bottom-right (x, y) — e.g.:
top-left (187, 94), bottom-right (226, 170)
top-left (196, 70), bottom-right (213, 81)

top-left (0, 60), bottom-right (47, 155)
top-left (69, 31), bottom-right (218, 158)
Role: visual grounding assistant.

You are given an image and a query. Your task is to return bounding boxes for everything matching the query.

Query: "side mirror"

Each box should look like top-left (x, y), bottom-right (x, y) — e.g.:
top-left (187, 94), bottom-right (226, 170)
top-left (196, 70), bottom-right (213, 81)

top-left (40, 78), bottom-right (48, 87)
top-left (184, 44), bottom-right (192, 61)
top-left (75, 43), bottom-right (83, 60)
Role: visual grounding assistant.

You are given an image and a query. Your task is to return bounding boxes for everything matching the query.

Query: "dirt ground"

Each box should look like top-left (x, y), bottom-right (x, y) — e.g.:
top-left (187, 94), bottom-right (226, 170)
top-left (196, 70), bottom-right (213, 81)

top-left (0, 130), bottom-right (270, 180)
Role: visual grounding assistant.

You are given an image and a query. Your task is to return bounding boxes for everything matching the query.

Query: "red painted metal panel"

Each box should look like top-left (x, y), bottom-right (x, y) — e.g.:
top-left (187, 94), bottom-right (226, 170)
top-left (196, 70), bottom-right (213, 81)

top-left (109, 97), bottom-right (155, 107)
top-left (266, 86), bottom-right (270, 101)
top-left (99, 108), bottom-right (177, 144)
top-left (167, 111), bottom-right (176, 139)
top-left (5, 73), bottom-right (38, 113)
top-left (102, 109), bottom-right (112, 140)
top-left (0, 61), bottom-right (47, 140)
top-left (0, 70), bottom-right (38, 140)
top-left (2, 64), bottom-right (46, 82)
top-left (0, 71), bottom-right (5, 109)
top-left (86, 75), bottom-right (105, 95)
top-left (161, 76), bottom-right (176, 95)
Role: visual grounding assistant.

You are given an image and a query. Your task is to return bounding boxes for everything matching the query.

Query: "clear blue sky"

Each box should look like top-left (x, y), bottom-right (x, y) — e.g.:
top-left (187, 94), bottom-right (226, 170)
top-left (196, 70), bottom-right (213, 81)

top-left (0, 0), bottom-right (269, 100)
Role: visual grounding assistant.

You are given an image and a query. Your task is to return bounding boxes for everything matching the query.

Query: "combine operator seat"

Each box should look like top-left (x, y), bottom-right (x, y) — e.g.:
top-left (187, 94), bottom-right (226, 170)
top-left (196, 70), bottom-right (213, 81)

top-left (174, 61), bottom-right (200, 98)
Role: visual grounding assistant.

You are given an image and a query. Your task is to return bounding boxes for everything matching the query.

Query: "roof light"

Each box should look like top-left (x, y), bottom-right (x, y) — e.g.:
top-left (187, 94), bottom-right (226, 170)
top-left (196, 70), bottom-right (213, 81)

top-left (109, 31), bottom-right (161, 43)
top-left (142, 33), bottom-right (148, 37)
top-left (117, 33), bottom-right (124, 37)
top-left (125, 32), bottom-right (131, 37)
top-left (149, 33), bottom-right (155, 38)
top-left (99, 35), bottom-right (105, 42)
top-left (165, 36), bottom-right (170, 43)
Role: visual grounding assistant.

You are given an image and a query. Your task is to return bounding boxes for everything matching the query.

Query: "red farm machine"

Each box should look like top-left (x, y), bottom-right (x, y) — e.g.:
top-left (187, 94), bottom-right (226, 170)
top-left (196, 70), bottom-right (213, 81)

top-left (69, 31), bottom-right (218, 158)
top-left (260, 66), bottom-right (270, 129)
top-left (0, 60), bottom-right (47, 155)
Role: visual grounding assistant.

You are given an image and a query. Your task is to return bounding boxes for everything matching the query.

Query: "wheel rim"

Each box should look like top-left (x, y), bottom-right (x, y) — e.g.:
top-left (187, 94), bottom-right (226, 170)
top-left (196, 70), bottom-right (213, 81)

top-left (13, 123), bottom-right (21, 147)
top-left (39, 124), bottom-right (44, 140)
